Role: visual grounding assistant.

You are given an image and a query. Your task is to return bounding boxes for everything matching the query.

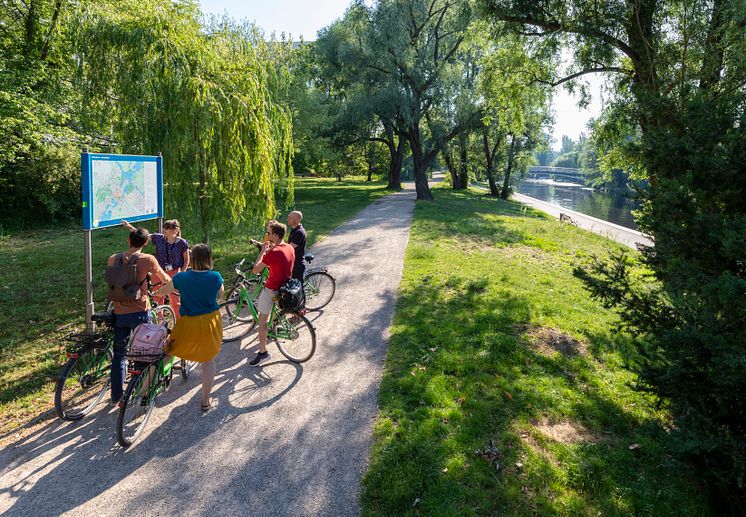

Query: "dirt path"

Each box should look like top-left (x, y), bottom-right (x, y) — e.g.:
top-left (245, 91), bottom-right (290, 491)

top-left (0, 185), bottom-right (416, 516)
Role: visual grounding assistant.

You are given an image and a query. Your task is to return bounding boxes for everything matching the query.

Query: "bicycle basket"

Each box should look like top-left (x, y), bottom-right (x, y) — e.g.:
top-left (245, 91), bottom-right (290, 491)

top-left (64, 330), bottom-right (109, 354)
top-left (126, 323), bottom-right (168, 363)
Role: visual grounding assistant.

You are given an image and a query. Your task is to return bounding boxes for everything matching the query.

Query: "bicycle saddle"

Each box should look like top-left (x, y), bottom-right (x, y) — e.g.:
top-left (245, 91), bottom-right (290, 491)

top-left (92, 311), bottom-right (115, 325)
top-left (304, 253), bottom-right (314, 263)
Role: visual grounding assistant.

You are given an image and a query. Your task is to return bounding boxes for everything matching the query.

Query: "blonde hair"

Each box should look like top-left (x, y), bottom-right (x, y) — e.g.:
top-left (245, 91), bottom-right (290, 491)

top-left (190, 243), bottom-right (213, 271)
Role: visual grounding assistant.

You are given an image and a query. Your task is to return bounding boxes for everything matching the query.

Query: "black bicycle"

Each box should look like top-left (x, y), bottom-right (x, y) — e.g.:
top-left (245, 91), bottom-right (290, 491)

top-left (301, 253), bottom-right (336, 311)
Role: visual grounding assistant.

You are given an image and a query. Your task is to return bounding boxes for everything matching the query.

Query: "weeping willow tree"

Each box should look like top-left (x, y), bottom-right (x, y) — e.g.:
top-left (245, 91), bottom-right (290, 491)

top-left (72, 0), bottom-right (294, 242)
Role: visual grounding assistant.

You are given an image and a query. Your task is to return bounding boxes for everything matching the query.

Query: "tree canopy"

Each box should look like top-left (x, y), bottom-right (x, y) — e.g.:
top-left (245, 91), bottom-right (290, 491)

top-left (1, 0), bottom-right (294, 240)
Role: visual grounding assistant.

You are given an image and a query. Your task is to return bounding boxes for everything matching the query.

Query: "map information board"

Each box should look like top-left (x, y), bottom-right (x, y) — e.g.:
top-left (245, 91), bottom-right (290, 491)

top-left (82, 153), bottom-right (163, 230)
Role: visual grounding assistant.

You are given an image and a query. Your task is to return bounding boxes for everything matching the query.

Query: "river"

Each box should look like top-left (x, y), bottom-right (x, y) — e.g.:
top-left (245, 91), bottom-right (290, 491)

top-left (516, 179), bottom-right (640, 230)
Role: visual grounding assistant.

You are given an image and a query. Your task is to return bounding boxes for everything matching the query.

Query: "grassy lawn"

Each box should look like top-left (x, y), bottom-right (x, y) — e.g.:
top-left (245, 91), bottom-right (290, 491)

top-left (0, 176), bottom-right (388, 436)
top-left (361, 186), bottom-right (708, 516)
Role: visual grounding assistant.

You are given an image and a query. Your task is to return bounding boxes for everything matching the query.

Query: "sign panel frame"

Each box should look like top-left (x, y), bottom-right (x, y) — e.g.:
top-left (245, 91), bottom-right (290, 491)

top-left (81, 153), bottom-right (163, 230)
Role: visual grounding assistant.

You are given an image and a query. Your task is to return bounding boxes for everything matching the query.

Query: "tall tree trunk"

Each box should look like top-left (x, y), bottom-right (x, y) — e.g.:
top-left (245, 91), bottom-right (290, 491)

top-left (195, 113), bottom-right (209, 244)
top-left (408, 124), bottom-right (434, 200)
top-left (500, 134), bottom-right (517, 199)
top-left (442, 143), bottom-right (460, 189)
top-left (365, 143), bottom-right (373, 182)
top-left (386, 135), bottom-right (405, 190)
top-left (699, 0), bottom-right (727, 90)
top-left (483, 130), bottom-right (500, 197)
top-left (40, 0), bottom-right (63, 61)
top-left (25, 0), bottom-right (39, 57)
top-left (456, 133), bottom-right (468, 190)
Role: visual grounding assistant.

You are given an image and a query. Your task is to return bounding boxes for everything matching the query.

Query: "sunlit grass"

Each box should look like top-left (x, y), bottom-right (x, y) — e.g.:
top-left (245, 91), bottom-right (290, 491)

top-left (361, 186), bottom-right (708, 516)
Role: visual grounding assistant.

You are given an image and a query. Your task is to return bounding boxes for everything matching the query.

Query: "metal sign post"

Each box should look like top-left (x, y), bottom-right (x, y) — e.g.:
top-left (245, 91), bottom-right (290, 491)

top-left (157, 152), bottom-right (163, 233)
top-left (82, 148), bottom-right (95, 333)
top-left (84, 229), bottom-right (95, 333)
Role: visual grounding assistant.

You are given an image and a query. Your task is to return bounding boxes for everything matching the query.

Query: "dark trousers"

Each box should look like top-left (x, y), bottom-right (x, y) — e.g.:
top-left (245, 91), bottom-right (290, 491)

top-left (112, 311), bottom-right (149, 402)
top-left (292, 262), bottom-right (305, 282)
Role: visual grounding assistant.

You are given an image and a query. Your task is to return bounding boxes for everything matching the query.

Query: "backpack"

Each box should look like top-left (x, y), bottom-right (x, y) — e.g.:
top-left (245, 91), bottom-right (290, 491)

top-left (278, 278), bottom-right (304, 311)
top-left (127, 322), bottom-right (168, 361)
top-left (105, 253), bottom-right (143, 302)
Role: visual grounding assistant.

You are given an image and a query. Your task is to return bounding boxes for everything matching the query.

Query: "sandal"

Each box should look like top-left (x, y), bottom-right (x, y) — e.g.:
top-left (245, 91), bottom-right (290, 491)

top-left (201, 399), bottom-right (218, 412)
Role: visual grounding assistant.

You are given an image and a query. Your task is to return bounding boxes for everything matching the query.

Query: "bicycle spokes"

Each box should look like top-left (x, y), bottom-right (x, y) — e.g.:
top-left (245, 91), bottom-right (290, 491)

top-left (55, 349), bottom-right (111, 421)
top-left (273, 311), bottom-right (316, 363)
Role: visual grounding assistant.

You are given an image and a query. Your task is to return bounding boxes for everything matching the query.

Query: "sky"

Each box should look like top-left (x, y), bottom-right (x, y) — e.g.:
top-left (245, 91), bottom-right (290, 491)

top-left (199, 0), bottom-right (604, 151)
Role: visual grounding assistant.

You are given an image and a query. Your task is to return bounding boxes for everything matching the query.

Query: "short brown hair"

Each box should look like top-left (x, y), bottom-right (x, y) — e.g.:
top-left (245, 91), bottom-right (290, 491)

top-left (190, 243), bottom-right (213, 271)
top-left (129, 228), bottom-right (150, 249)
top-left (163, 219), bottom-right (181, 237)
top-left (268, 221), bottom-right (286, 240)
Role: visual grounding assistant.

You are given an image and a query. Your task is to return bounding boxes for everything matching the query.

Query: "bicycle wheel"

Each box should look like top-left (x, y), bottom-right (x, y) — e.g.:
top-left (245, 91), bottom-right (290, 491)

top-left (152, 304), bottom-right (176, 330)
top-left (180, 358), bottom-right (192, 381)
top-left (54, 348), bottom-right (111, 421)
top-left (273, 311), bottom-right (316, 363)
top-left (226, 278), bottom-right (261, 322)
top-left (219, 300), bottom-right (254, 342)
top-left (303, 271), bottom-right (336, 311)
top-left (116, 363), bottom-right (157, 447)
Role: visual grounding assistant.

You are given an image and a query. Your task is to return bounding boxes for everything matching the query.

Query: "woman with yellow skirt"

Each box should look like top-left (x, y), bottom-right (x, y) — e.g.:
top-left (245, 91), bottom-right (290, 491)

top-left (155, 244), bottom-right (223, 411)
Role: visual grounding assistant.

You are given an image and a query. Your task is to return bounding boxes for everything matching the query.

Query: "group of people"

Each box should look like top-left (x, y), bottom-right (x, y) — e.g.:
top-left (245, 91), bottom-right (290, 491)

top-left (108, 211), bottom-right (307, 411)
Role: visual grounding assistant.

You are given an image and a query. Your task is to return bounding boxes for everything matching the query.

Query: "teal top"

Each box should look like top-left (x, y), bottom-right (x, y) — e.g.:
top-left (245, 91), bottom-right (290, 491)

top-left (172, 270), bottom-right (223, 316)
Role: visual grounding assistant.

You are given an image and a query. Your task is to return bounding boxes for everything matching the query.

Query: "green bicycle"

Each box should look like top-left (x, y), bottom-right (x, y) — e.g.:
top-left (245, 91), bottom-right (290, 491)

top-left (219, 282), bottom-right (317, 363)
top-left (56, 281), bottom-right (187, 422)
top-left (116, 347), bottom-right (179, 447)
top-left (54, 312), bottom-right (115, 421)
top-left (226, 254), bottom-right (336, 313)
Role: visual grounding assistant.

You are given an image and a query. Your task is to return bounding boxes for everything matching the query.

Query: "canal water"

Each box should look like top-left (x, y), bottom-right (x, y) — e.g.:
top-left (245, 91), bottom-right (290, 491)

top-left (516, 179), bottom-right (640, 230)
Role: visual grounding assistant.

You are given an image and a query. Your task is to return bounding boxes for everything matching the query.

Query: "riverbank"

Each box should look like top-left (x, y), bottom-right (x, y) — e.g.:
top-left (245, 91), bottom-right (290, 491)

top-left (361, 185), bottom-right (707, 515)
top-left (471, 181), bottom-right (652, 249)
top-left (512, 193), bottom-right (653, 249)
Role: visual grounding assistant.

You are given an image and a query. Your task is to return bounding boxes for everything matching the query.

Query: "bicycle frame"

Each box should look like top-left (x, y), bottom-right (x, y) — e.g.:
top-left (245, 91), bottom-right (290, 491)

top-left (68, 345), bottom-right (111, 379)
top-left (126, 355), bottom-right (176, 400)
top-left (65, 326), bottom-right (113, 375)
top-left (230, 282), bottom-right (280, 330)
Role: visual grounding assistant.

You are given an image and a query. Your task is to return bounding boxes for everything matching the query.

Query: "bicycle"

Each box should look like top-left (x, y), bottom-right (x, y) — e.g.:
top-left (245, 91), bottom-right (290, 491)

top-left (224, 259), bottom-right (267, 322)
top-left (54, 312), bottom-right (115, 421)
top-left (219, 281), bottom-right (317, 363)
top-left (55, 301), bottom-right (186, 424)
top-left (226, 250), bottom-right (335, 313)
top-left (300, 253), bottom-right (336, 311)
top-left (116, 346), bottom-right (178, 447)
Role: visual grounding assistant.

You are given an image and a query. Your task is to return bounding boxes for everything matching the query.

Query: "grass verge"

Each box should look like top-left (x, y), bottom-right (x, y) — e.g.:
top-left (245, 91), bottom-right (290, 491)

top-left (0, 176), bottom-right (388, 437)
top-left (361, 186), bottom-right (708, 516)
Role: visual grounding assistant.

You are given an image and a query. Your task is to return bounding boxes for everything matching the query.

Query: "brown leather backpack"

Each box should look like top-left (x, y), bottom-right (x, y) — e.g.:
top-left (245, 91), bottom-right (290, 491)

top-left (105, 253), bottom-right (143, 302)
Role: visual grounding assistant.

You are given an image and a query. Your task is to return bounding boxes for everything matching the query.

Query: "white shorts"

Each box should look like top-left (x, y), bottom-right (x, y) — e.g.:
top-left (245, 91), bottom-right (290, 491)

top-left (256, 287), bottom-right (278, 315)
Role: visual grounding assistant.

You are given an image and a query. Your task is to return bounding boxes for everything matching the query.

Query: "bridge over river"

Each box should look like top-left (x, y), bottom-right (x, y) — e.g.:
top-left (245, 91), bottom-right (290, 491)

top-left (526, 166), bottom-right (586, 182)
